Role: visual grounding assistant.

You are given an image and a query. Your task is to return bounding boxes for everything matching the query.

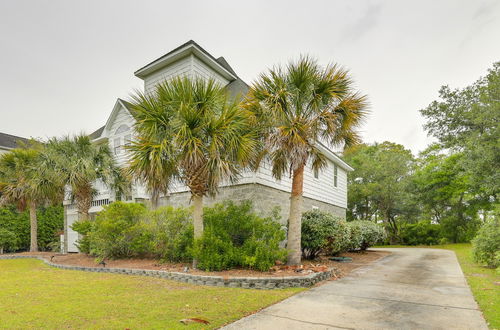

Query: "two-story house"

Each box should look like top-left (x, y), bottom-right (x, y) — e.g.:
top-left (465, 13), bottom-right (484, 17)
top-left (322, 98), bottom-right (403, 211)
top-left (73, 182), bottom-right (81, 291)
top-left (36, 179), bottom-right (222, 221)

top-left (64, 40), bottom-right (353, 252)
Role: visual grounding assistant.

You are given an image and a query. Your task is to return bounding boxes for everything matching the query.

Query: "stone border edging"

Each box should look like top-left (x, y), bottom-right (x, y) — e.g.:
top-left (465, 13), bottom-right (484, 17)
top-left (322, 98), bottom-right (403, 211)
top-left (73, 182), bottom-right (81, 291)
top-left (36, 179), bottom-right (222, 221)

top-left (0, 255), bottom-right (333, 289)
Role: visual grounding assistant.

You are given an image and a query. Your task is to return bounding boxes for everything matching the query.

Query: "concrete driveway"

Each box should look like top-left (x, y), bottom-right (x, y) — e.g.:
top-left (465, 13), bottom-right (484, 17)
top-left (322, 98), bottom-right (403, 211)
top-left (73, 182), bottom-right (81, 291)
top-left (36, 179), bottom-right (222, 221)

top-left (223, 248), bottom-right (488, 330)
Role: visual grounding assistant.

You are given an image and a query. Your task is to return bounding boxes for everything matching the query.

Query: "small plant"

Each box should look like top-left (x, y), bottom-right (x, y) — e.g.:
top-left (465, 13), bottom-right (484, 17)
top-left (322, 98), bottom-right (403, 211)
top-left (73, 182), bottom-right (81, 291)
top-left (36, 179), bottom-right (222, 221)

top-left (472, 215), bottom-right (500, 268)
top-left (301, 209), bottom-right (349, 259)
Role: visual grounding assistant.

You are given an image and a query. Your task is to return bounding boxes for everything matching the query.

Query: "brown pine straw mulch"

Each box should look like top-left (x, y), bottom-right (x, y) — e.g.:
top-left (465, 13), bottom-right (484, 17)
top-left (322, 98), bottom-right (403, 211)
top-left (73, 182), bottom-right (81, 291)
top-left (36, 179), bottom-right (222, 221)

top-left (13, 250), bottom-right (389, 279)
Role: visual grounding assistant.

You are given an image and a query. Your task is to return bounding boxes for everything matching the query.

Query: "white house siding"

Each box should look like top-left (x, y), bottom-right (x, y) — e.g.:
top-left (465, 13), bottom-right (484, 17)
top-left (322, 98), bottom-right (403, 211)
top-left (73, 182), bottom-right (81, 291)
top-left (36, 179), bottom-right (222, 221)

top-left (192, 56), bottom-right (229, 86)
top-left (106, 105), bottom-right (135, 167)
top-left (143, 55), bottom-right (230, 94)
top-left (143, 56), bottom-right (193, 94)
top-left (255, 158), bottom-right (348, 209)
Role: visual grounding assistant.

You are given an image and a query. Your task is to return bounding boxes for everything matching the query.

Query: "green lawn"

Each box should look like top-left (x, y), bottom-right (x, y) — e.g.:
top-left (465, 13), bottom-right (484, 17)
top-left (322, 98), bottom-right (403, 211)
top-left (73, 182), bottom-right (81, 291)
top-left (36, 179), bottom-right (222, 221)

top-left (0, 259), bottom-right (302, 329)
top-left (376, 244), bottom-right (499, 329)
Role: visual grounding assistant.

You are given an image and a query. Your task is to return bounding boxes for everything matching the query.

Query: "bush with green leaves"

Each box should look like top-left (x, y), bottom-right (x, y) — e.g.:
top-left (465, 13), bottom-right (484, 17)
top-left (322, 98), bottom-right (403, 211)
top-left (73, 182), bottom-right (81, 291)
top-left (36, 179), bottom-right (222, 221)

top-left (146, 206), bottom-right (193, 262)
top-left (75, 202), bottom-right (150, 260)
top-left (472, 215), bottom-right (500, 268)
top-left (399, 220), bottom-right (442, 246)
top-left (301, 209), bottom-right (350, 259)
top-left (192, 201), bottom-right (286, 271)
top-left (348, 220), bottom-right (386, 250)
top-left (0, 228), bottom-right (18, 253)
top-left (0, 205), bottom-right (63, 251)
top-left (72, 202), bottom-right (194, 262)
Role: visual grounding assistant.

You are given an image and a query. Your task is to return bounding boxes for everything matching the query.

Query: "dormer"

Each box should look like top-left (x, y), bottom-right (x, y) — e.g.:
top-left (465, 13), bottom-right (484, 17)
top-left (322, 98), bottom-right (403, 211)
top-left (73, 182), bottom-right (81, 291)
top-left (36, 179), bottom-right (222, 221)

top-left (134, 40), bottom-right (244, 95)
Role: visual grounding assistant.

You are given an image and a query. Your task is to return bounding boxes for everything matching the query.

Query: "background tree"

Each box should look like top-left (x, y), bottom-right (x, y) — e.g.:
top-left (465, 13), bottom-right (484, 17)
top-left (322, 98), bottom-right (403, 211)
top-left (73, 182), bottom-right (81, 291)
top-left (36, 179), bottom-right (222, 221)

top-left (0, 147), bottom-right (63, 251)
top-left (344, 142), bottom-right (416, 242)
top-left (247, 57), bottom-right (368, 265)
top-left (421, 61), bottom-right (499, 200)
top-left (130, 77), bottom-right (258, 267)
top-left (411, 146), bottom-right (481, 242)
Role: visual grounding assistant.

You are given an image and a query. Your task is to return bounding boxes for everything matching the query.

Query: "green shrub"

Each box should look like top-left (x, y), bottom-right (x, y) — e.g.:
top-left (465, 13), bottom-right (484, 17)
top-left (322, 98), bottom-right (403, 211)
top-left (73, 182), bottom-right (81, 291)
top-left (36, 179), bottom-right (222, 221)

top-left (87, 202), bottom-right (150, 259)
top-left (349, 220), bottom-right (386, 250)
top-left (0, 228), bottom-right (19, 253)
top-left (472, 215), bottom-right (500, 268)
top-left (71, 219), bottom-right (94, 254)
top-left (400, 220), bottom-right (442, 246)
top-left (192, 201), bottom-right (286, 271)
top-left (0, 205), bottom-right (63, 251)
top-left (301, 209), bottom-right (349, 259)
top-left (73, 203), bottom-right (194, 262)
top-left (146, 206), bottom-right (193, 262)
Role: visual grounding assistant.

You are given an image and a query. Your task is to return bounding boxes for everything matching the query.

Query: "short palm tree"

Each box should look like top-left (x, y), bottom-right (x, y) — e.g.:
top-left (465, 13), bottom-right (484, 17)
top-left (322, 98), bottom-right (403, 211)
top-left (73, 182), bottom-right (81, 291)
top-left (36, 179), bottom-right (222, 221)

top-left (46, 135), bottom-right (127, 220)
top-left (127, 93), bottom-right (178, 209)
top-left (246, 57), bottom-right (368, 265)
top-left (130, 77), bottom-right (258, 266)
top-left (0, 146), bottom-right (63, 252)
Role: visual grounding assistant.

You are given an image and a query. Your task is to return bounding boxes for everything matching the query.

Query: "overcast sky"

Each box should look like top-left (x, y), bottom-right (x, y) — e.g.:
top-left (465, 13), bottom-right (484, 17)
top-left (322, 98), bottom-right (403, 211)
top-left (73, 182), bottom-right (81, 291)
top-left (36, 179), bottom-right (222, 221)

top-left (0, 0), bottom-right (498, 154)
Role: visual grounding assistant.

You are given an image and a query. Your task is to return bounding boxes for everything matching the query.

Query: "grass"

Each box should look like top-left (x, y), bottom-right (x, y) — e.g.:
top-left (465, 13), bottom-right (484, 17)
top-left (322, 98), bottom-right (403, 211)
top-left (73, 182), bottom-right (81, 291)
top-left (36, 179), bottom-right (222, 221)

top-left (376, 244), bottom-right (499, 329)
top-left (0, 259), bottom-right (303, 329)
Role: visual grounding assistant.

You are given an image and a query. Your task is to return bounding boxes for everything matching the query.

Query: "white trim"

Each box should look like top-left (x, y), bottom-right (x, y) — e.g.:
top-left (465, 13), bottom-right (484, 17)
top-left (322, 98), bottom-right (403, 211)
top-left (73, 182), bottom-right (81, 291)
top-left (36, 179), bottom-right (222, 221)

top-left (134, 43), bottom-right (236, 81)
top-left (316, 143), bottom-right (354, 172)
top-left (93, 99), bottom-right (135, 142)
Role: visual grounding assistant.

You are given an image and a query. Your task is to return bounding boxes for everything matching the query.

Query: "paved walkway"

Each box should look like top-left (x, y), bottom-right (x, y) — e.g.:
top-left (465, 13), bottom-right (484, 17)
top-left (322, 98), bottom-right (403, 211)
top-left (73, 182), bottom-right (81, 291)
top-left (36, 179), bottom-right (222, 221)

top-left (223, 248), bottom-right (488, 330)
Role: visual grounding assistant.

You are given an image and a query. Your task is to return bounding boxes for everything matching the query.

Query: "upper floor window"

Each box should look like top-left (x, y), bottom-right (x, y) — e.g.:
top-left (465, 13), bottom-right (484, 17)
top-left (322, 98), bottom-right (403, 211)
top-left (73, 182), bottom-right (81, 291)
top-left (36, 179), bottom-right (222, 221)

top-left (334, 164), bottom-right (338, 187)
top-left (313, 167), bottom-right (319, 179)
top-left (113, 125), bottom-right (131, 155)
top-left (115, 124), bottom-right (130, 134)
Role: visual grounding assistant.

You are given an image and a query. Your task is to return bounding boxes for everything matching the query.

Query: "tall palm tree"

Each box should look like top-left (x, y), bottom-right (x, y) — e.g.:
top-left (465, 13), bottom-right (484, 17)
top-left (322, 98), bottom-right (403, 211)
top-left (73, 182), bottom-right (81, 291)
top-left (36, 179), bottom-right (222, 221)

top-left (246, 57), bottom-right (368, 265)
top-left (46, 135), bottom-right (127, 221)
top-left (0, 146), bottom-right (63, 252)
top-left (130, 77), bottom-right (258, 266)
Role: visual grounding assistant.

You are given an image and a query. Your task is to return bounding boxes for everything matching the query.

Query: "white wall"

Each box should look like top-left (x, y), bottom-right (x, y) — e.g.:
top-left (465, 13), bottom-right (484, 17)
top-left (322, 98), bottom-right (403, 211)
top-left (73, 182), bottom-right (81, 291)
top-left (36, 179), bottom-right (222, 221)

top-left (143, 55), bottom-right (230, 94)
top-left (107, 105), bottom-right (135, 167)
top-left (143, 56), bottom-right (193, 94)
top-left (255, 158), bottom-right (348, 209)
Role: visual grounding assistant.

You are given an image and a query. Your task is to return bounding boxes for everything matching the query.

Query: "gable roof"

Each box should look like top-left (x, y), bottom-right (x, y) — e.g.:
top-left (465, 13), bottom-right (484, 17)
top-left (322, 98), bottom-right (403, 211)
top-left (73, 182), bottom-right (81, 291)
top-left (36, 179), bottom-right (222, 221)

top-left (89, 126), bottom-right (105, 140)
top-left (89, 99), bottom-right (135, 141)
top-left (134, 40), bottom-right (237, 82)
top-left (0, 132), bottom-right (29, 150)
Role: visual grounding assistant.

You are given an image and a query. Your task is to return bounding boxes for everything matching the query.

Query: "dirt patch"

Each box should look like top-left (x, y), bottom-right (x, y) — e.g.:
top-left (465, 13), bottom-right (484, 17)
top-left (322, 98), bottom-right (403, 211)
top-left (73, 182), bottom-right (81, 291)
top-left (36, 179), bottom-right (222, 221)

top-left (14, 250), bottom-right (389, 279)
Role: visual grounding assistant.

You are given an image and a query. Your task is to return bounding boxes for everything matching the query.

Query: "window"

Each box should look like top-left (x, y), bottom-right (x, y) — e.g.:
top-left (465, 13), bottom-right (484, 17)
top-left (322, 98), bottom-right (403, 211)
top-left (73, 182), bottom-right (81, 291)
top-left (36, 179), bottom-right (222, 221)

top-left (115, 124), bottom-right (130, 134)
top-left (114, 138), bottom-right (121, 155)
top-left (313, 167), bottom-right (319, 179)
top-left (124, 134), bottom-right (132, 147)
top-left (334, 164), bottom-right (338, 187)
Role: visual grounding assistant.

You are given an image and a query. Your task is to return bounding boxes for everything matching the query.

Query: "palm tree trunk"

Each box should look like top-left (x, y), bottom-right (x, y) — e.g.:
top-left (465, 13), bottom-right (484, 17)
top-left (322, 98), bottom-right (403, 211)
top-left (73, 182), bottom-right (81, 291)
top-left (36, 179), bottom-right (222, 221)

top-left (29, 201), bottom-right (38, 252)
top-left (151, 189), bottom-right (160, 210)
top-left (192, 194), bottom-right (204, 269)
top-left (287, 164), bottom-right (304, 266)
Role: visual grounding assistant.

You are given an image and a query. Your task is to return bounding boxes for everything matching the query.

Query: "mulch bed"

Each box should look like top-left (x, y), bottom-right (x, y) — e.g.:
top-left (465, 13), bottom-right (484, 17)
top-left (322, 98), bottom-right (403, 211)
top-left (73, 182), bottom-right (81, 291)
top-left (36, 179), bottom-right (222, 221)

top-left (15, 250), bottom-right (389, 279)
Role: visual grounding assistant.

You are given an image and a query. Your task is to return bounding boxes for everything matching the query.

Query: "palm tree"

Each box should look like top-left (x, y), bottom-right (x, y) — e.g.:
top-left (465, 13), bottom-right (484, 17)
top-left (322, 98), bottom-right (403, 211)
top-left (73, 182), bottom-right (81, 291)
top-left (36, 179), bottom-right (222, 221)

top-left (0, 146), bottom-right (63, 252)
top-left (246, 57), bottom-right (368, 265)
top-left (46, 135), bottom-right (127, 221)
top-left (127, 93), bottom-right (178, 209)
top-left (130, 77), bottom-right (258, 266)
